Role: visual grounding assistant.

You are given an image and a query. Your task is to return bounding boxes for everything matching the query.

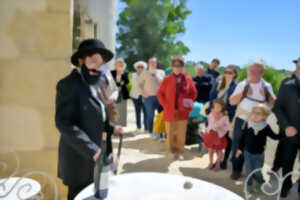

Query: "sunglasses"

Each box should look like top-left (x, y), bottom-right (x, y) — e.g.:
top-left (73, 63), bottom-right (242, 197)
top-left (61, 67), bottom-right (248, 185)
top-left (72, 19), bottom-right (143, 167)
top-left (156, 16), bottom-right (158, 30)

top-left (224, 71), bottom-right (234, 75)
top-left (137, 66), bottom-right (144, 69)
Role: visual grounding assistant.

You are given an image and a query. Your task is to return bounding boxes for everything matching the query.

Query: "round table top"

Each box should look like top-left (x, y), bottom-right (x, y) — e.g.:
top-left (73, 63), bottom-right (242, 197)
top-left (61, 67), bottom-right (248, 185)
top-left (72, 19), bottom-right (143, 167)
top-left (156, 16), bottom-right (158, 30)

top-left (0, 177), bottom-right (41, 200)
top-left (75, 172), bottom-right (243, 200)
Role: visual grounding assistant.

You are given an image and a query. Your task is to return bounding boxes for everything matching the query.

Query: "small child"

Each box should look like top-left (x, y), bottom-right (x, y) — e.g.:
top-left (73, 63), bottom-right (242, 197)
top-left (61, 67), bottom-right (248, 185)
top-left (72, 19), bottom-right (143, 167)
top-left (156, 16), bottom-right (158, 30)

top-left (236, 104), bottom-right (282, 192)
top-left (203, 99), bottom-right (231, 171)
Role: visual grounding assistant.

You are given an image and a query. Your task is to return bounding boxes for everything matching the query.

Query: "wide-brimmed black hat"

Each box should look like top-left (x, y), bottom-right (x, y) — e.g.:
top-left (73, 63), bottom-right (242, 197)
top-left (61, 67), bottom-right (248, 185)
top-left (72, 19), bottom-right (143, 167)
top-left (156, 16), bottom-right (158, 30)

top-left (71, 39), bottom-right (114, 66)
top-left (293, 57), bottom-right (300, 64)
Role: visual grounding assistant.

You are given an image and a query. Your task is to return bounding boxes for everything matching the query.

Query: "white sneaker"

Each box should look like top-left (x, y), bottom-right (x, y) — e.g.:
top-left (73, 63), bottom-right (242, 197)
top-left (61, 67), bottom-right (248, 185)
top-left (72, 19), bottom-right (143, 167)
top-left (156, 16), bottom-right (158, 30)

top-left (178, 154), bottom-right (184, 161)
top-left (152, 133), bottom-right (160, 140)
top-left (137, 128), bottom-right (144, 133)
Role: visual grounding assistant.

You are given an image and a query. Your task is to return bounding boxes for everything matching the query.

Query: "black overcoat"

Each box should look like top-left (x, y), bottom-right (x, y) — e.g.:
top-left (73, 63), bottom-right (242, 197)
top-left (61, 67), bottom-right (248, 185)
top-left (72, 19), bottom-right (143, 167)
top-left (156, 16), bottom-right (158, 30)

top-left (274, 74), bottom-right (300, 140)
top-left (55, 69), bottom-right (114, 186)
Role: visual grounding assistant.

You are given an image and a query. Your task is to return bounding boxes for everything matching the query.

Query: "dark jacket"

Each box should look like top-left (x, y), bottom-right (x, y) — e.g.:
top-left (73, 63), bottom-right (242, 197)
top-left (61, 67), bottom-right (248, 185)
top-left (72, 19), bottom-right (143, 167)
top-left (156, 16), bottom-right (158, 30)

top-left (273, 74), bottom-right (300, 139)
top-left (239, 124), bottom-right (282, 154)
top-left (55, 69), bottom-right (114, 186)
top-left (206, 69), bottom-right (220, 97)
top-left (111, 70), bottom-right (130, 100)
top-left (192, 75), bottom-right (212, 103)
top-left (210, 81), bottom-right (237, 121)
top-left (206, 68), bottom-right (220, 80)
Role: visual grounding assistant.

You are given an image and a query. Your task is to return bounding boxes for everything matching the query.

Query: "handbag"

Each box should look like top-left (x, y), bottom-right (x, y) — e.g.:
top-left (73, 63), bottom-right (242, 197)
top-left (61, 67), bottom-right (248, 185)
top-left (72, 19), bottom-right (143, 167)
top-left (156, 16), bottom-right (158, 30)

top-left (99, 86), bottom-right (120, 123)
top-left (178, 97), bottom-right (194, 112)
top-left (107, 102), bottom-right (120, 123)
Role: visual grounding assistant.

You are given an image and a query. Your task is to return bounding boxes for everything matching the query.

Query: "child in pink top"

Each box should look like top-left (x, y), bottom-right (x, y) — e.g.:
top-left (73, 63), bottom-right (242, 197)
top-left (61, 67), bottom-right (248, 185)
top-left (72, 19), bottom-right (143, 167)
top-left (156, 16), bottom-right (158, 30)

top-left (203, 99), bottom-right (231, 171)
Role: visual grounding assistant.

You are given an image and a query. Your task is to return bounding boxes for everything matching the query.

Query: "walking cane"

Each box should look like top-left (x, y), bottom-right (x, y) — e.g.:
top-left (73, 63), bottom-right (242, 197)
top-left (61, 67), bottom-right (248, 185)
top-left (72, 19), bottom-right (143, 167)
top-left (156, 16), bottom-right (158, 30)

top-left (112, 134), bottom-right (123, 175)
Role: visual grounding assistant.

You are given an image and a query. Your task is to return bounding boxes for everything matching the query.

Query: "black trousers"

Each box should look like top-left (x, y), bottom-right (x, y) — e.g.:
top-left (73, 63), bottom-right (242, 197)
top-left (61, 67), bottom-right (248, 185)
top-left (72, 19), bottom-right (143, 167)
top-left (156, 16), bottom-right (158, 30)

top-left (223, 133), bottom-right (232, 163)
top-left (231, 118), bottom-right (245, 172)
top-left (68, 180), bottom-right (93, 200)
top-left (280, 136), bottom-right (300, 193)
top-left (272, 139), bottom-right (284, 170)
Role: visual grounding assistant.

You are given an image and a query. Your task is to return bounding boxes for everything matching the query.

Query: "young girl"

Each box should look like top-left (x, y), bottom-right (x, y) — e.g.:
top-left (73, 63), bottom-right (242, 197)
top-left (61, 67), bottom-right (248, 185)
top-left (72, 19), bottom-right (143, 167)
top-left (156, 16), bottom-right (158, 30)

top-left (236, 104), bottom-right (282, 192)
top-left (203, 99), bottom-right (231, 171)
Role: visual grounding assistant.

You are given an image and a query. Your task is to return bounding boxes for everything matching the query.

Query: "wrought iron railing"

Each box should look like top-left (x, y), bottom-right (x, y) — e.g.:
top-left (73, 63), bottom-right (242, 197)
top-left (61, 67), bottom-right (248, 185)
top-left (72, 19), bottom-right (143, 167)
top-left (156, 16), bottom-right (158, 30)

top-left (0, 147), bottom-right (58, 200)
top-left (244, 168), bottom-right (300, 200)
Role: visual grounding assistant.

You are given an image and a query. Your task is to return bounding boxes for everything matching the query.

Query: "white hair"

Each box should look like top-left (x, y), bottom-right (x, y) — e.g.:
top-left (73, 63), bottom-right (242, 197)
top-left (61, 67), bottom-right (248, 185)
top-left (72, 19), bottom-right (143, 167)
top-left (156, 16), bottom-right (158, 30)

top-left (149, 57), bottom-right (157, 63)
top-left (115, 58), bottom-right (127, 70)
top-left (134, 61), bottom-right (147, 70)
top-left (195, 64), bottom-right (204, 71)
top-left (251, 62), bottom-right (265, 72)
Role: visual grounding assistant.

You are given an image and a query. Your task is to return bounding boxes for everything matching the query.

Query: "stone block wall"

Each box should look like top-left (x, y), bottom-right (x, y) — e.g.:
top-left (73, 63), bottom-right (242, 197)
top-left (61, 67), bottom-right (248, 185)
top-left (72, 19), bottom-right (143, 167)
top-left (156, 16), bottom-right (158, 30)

top-left (0, 0), bottom-right (73, 151)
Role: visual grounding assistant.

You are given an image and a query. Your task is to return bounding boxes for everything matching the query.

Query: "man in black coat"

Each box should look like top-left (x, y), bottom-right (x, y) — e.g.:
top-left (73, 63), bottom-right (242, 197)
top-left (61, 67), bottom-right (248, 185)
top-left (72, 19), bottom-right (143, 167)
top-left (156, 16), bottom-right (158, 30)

top-left (193, 64), bottom-right (212, 103)
top-left (273, 57), bottom-right (300, 198)
top-left (55, 39), bottom-right (123, 200)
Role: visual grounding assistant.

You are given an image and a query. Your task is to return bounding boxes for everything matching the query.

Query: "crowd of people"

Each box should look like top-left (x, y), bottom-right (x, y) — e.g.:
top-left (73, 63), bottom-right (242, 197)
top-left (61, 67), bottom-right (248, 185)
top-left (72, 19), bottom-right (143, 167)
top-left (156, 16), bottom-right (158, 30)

top-left (55, 38), bottom-right (300, 199)
top-left (125, 55), bottom-right (300, 198)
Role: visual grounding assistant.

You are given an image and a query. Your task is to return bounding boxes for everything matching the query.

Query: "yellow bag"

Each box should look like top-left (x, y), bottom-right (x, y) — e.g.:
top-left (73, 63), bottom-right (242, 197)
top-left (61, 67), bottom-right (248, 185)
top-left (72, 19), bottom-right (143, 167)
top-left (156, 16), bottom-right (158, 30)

top-left (153, 112), bottom-right (166, 133)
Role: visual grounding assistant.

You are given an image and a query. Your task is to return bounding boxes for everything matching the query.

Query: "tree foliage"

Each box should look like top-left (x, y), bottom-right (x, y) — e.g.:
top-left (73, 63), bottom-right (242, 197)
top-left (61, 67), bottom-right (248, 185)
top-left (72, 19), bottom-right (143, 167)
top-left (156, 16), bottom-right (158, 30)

top-left (183, 60), bottom-right (289, 94)
top-left (117, 0), bottom-right (191, 71)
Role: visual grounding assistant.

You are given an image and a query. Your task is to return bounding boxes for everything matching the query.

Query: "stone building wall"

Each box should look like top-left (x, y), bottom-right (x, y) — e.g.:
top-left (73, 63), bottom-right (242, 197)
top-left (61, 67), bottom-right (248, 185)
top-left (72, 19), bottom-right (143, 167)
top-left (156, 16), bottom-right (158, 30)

top-left (0, 0), bottom-right (73, 151)
top-left (0, 0), bottom-right (117, 151)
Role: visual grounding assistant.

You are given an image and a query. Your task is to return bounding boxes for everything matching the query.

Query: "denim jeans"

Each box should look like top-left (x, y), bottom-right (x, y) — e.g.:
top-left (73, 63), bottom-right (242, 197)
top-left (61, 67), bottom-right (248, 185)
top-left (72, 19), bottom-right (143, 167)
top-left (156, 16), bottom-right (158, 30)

top-left (143, 96), bottom-right (160, 133)
top-left (131, 95), bottom-right (147, 130)
top-left (244, 151), bottom-right (264, 186)
top-left (231, 117), bottom-right (245, 172)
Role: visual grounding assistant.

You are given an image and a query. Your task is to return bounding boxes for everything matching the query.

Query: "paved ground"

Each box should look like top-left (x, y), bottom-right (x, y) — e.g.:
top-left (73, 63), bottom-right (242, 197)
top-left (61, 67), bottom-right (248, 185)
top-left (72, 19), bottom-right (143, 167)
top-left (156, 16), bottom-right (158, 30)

top-left (1, 101), bottom-right (300, 200)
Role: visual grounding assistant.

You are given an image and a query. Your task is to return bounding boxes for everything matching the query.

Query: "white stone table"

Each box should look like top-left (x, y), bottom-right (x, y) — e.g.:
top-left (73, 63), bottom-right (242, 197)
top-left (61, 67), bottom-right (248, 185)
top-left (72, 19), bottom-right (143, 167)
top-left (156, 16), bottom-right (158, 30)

top-left (0, 177), bottom-right (41, 200)
top-left (75, 172), bottom-right (243, 200)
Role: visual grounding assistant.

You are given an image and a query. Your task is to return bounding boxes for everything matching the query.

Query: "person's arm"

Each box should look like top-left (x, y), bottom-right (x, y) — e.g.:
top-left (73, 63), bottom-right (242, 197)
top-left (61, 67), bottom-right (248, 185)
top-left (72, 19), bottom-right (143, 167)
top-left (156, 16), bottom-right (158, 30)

top-left (104, 119), bottom-right (115, 136)
top-left (122, 72), bottom-right (130, 85)
top-left (265, 125), bottom-right (283, 140)
top-left (138, 71), bottom-right (147, 97)
top-left (229, 83), bottom-right (244, 106)
top-left (229, 93), bottom-right (243, 106)
top-left (209, 83), bottom-right (218, 108)
top-left (216, 116), bottom-right (231, 138)
top-left (206, 114), bottom-right (214, 132)
top-left (273, 82), bottom-right (292, 135)
top-left (189, 78), bottom-right (198, 101)
top-left (235, 125), bottom-right (246, 158)
top-left (266, 85), bottom-right (276, 106)
top-left (238, 127), bottom-right (247, 151)
top-left (226, 82), bottom-right (238, 119)
top-left (104, 71), bottom-right (119, 101)
top-left (206, 77), bottom-right (213, 91)
top-left (157, 78), bottom-right (168, 107)
top-left (55, 80), bottom-right (99, 161)
top-left (157, 70), bottom-right (165, 84)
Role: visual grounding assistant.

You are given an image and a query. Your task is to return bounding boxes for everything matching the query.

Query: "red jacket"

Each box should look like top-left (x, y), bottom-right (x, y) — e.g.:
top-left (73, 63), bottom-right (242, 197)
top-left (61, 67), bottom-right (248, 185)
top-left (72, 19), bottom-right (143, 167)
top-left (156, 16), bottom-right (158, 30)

top-left (157, 72), bottom-right (197, 122)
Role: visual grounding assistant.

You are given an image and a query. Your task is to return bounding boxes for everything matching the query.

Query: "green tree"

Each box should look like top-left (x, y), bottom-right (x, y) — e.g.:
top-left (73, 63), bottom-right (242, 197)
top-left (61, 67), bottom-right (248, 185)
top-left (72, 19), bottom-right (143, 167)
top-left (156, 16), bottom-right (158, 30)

top-left (117, 0), bottom-right (191, 71)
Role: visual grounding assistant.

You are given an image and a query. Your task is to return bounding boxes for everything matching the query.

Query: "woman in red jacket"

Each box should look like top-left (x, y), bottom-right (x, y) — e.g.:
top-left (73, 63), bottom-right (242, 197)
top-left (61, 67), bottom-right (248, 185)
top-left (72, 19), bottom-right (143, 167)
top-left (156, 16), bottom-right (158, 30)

top-left (157, 56), bottom-right (197, 160)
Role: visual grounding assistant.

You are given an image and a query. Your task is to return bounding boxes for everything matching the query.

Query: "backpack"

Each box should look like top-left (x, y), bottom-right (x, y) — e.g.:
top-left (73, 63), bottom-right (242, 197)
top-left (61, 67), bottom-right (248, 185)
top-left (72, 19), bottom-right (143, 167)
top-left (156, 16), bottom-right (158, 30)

top-left (241, 80), bottom-right (271, 103)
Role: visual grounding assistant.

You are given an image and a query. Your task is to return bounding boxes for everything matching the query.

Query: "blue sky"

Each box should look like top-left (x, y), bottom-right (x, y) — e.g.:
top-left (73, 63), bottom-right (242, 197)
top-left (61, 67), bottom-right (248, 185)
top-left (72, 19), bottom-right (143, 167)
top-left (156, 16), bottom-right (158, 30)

top-left (117, 0), bottom-right (300, 70)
